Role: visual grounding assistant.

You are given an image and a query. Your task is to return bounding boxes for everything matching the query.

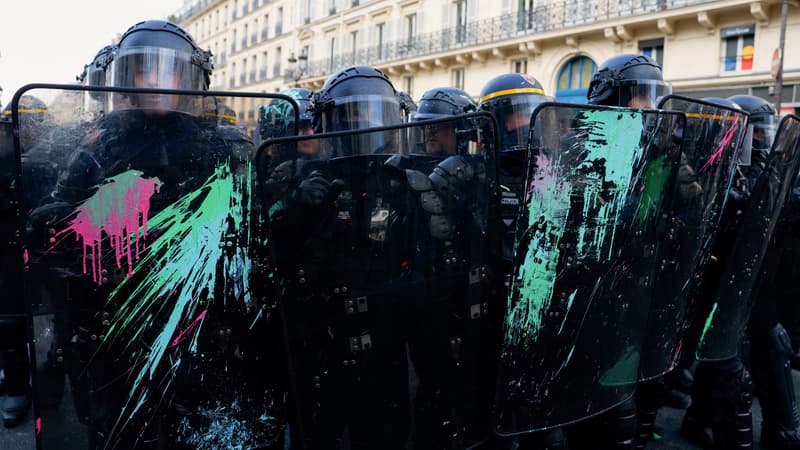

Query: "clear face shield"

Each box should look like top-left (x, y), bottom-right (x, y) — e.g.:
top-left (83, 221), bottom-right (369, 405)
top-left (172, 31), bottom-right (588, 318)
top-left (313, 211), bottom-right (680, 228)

top-left (617, 80), bottom-right (672, 109)
top-left (108, 46), bottom-right (205, 115)
top-left (496, 95), bottom-right (548, 152)
top-left (319, 95), bottom-right (402, 157)
top-left (751, 114), bottom-right (777, 152)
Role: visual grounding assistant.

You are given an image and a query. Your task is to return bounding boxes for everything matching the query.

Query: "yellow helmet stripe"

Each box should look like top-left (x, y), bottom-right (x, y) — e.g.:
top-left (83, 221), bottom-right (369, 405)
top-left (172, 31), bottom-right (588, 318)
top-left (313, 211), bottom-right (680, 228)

top-left (3, 108), bottom-right (48, 115)
top-left (686, 112), bottom-right (740, 122)
top-left (480, 87), bottom-right (545, 103)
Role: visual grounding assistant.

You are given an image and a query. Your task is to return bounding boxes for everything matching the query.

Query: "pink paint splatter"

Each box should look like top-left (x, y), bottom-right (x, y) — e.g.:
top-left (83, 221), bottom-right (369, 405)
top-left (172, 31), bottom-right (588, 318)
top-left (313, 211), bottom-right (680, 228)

top-left (55, 170), bottom-right (162, 284)
top-left (170, 309), bottom-right (208, 347)
top-left (699, 121), bottom-right (740, 174)
top-left (36, 417), bottom-right (41, 435)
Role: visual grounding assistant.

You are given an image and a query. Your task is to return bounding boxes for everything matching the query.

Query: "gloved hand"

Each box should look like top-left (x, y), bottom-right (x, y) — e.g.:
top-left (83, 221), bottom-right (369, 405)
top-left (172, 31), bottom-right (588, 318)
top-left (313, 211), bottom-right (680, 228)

top-left (294, 170), bottom-right (344, 206)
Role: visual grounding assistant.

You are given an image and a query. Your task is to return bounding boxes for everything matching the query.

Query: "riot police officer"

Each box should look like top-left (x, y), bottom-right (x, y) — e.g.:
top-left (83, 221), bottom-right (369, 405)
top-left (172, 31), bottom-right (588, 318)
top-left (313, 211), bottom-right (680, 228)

top-left (583, 53), bottom-right (674, 450)
top-left (586, 53), bottom-right (671, 108)
top-left (411, 86), bottom-right (476, 155)
top-left (478, 73), bottom-right (550, 264)
top-left (733, 95), bottom-right (800, 449)
top-left (478, 74), bottom-right (570, 450)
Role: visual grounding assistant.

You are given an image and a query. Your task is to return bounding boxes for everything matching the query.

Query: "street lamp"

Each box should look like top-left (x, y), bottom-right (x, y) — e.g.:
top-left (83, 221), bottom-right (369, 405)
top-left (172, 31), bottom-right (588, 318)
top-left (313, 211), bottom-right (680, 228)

top-left (287, 48), bottom-right (308, 87)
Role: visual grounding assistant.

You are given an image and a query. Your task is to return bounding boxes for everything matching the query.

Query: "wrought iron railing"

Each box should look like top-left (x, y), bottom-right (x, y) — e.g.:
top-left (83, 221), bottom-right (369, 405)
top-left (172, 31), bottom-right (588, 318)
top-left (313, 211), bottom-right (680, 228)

top-left (296, 0), bottom-right (714, 80)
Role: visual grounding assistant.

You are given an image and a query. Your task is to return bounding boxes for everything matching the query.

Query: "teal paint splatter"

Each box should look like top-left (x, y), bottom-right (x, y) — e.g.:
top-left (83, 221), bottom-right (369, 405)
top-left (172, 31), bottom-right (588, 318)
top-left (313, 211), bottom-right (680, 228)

top-left (635, 154), bottom-right (671, 226)
top-left (599, 344), bottom-right (640, 386)
top-left (696, 302), bottom-right (719, 358)
top-left (90, 161), bottom-right (254, 441)
top-left (505, 110), bottom-right (646, 348)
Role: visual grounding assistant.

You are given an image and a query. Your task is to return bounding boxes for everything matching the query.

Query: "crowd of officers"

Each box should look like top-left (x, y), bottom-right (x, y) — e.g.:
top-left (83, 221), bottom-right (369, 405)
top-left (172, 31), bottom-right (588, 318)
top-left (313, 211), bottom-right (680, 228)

top-left (0, 18), bottom-right (798, 450)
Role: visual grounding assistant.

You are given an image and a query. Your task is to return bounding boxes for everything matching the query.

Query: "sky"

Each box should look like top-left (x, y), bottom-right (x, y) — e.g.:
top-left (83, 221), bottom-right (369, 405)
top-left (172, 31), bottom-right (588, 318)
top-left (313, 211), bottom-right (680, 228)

top-left (0, 0), bottom-right (187, 106)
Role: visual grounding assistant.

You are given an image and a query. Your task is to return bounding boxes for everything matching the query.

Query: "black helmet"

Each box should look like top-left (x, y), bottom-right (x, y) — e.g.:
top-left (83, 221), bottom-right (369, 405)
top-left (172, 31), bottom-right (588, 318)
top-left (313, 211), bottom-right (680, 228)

top-left (728, 95), bottom-right (776, 151)
top-left (109, 20), bottom-right (212, 94)
top-left (311, 66), bottom-right (401, 133)
top-left (2, 95), bottom-right (53, 146)
top-left (396, 91), bottom-right (417, 123)
top-left (587, 54), bottom-right (671, 107)
top-left (478, 73), bottom-right (548, 151)
top-left (259, 87), bottom-right (314, 140)
top-left (413, 87), bottom-right (476, 121)
top-left (78, 45), bottom-right (115, 87)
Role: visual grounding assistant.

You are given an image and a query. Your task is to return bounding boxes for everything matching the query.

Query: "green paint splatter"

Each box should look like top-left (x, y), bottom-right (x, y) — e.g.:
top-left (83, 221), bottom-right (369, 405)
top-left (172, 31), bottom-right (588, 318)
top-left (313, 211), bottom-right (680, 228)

top-left (695, 302), bottom-right (719, 358)
top-left (505, 109), bottom-right (647, 348)
top-left (96, 161), bottom-right (253, 439)
top-left (635, 154), bottom-right (671, 226)
top-left (599, 344), bottom-right (640, 386)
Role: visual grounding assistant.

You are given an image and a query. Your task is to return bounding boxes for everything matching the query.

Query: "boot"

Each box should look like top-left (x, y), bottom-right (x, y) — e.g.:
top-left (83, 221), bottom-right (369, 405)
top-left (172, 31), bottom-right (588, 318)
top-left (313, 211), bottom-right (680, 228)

top-left (752, 324), bottom-right (800, 449)
top-left (682, 362), bottom-right (715, 448)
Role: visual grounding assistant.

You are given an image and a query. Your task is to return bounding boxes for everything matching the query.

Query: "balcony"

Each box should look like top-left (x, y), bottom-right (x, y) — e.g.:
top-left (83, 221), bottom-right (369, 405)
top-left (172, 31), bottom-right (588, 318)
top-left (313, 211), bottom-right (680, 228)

top-left (301, 0), bottom-right (718, 79)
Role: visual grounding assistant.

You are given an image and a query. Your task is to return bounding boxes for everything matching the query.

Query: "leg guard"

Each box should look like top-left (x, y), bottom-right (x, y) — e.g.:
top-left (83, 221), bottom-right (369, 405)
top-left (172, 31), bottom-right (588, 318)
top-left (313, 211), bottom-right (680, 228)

top-left (711, 363), bottom-right (753, 449)
top-left (635, 378), bottom-right (668, 449)
top-left (752, 323), bottom-right (800, 449)
top-left (683, 361), bottom-right (715, 448)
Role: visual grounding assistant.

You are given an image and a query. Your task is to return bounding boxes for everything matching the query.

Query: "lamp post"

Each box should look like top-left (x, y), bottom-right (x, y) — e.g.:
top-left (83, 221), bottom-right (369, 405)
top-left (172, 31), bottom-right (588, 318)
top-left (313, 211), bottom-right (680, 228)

top-left (287, 48), bottom-right (308, 88)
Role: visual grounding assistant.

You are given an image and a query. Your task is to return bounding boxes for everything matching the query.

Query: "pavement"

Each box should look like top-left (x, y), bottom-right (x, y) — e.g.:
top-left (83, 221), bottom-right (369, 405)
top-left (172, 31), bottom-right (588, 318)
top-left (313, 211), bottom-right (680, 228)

top-left (2, 372), bottom-right (796, 449)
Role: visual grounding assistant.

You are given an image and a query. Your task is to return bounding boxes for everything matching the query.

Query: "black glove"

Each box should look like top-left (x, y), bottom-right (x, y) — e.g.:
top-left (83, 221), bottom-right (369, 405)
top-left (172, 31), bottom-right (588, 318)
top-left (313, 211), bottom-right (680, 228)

top-left (294, 170), bottom-right (344, 206)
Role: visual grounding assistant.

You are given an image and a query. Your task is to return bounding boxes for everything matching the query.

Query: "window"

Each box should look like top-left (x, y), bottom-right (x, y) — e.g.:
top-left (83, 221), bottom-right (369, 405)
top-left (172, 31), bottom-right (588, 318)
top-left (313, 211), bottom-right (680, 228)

top-left (403, 76), bottom-right (414, 98)
top-left (262, 14), bottom-right (269, 40)
top-left (252, 0), bottom-right (259, 10)
top-left (721, 24), bottom-right (755, 72)
top-left (328, 37), bottom-right (336, 71)
top-left (455, 0), bottom-right (468, 44)
top-left (329, 0), bottom-right (337, 15)
top-left (351, 30), bottom-right (358, 52)
top-left (231, 62), bottom-right (236, 86)
top-left (274, 46), bottom-right (282, 77)
top-left (275, 8), bottom-right (283, 35)
top-left (261, 51), bottom-right (268, 79)
top-left (222, 38), bottom-right (228, 63)
top-left (518, 0), bottom-right (535, 31)
top-left (243, 24), bottom-right (248, 49)
top-left (232, 29), bottom-right (237, 53)
top-left (557, 56), bottom-right (595, 91)
top-left (639, 38), bottom-right (664, 67)
top-left (376, 23), bottom-right (385, 59)
top-left (556, 56), bottom-right (596, 103)
top-left (405, 13), bottom-right (417, 47)
top-left (252, 19), bottom-right (258, 44)
top-left (305, 0), bottom-right (312, 23)
top-left (241, 58), bottom-right (247, 85)
top-left (215, 10), bottom-right (220, 30)
top-left (251, 55), bottom-right (257, 82)
top-left (232, 0), bottom-right (238, 20)
top-left (224, 6), bottom-right (228, 26)
top-left (452, 68), bottom-right (465, 90)
top-left (512, 58), bottom-right (528, 73)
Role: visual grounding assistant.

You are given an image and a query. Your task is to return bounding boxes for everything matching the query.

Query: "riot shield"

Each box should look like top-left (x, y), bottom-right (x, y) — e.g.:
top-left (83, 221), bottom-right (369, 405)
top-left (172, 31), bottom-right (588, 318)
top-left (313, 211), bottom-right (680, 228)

top-left (636, 96), bottom-right (749, 378)
top-left (695, 114), bottom-right (800, 360)
top-left (494, 103), bottom-right (686, 435)
top-left (14, 84), bottom-right (298, 449)
top-left (0, 118), bottom-right (25, 316)
top-left (256, 112), bottom-right (501, 449)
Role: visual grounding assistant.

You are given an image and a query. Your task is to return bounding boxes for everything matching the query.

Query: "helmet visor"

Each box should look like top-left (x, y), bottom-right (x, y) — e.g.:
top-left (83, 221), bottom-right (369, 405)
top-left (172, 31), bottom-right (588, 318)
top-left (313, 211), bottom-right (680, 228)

top-left (109, 46), bottom-right (204, 113)
top-left (751, 114), bottom-right (776, 151)
top-left (496, 95), bottom-right (548, 151)
top-left (322, 95), bottom-right (402, 132)
top-left (617, 80), bottom-right (672, 109)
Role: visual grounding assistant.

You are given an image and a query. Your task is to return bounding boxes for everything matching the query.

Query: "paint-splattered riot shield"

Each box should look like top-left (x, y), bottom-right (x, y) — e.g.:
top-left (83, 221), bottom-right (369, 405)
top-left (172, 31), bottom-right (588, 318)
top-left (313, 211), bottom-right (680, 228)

top-left (694, 114), bottom-right (800, 361)
top-left (257, 113), bottom-right (501, 449)
top-left (494, 103), bottom-right (686, 435)
top-left (635, 96), bottom-right (749, 379)
top-left (0, 118), bottom-right (25, 316)
top-left (13, 84), bottom-right (299, 449)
